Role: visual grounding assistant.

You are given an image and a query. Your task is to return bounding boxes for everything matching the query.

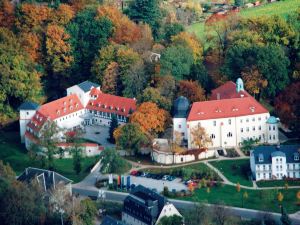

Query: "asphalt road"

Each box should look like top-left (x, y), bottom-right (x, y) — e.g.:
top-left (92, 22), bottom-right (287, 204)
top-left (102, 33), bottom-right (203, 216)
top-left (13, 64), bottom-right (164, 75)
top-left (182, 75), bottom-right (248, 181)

top-left (72, 186), bottom-right (300, 225)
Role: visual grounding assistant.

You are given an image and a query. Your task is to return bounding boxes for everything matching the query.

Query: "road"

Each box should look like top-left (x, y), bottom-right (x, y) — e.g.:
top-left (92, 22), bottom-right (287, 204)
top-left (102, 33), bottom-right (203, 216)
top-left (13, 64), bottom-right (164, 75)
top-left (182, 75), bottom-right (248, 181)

top-left (72, 186), bottom-right (300, 224)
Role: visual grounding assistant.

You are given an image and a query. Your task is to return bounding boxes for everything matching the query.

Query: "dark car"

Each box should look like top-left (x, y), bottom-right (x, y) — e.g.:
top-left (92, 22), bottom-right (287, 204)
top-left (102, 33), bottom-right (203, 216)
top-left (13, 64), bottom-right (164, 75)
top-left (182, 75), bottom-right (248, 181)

top-left (167, 176), bottom-right (176, 181)
top-left (136, 171), bottom-right (143, 176)
top-left (155, 174), bottom-right (164, 180)
top-left (146, 173), bottom-right (154, 178)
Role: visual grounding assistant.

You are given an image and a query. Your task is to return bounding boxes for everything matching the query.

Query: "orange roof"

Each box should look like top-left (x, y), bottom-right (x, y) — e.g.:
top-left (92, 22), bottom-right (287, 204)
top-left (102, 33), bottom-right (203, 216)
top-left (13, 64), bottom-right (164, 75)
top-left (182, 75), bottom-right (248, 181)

top-left (38, 94), bottom-right (84, 120)
top-left (210, 81), bottom-right (250, 100)
top-left (27, 111), bottom-right (49, 132)
top-left (187, 97), bottom-right (268, 121)
top-left (56, 142), bottom-right (99, 147)
top-left (86, 91), bottom-right (136, 117)
top-left (89, 87), bottom-right (102, 96)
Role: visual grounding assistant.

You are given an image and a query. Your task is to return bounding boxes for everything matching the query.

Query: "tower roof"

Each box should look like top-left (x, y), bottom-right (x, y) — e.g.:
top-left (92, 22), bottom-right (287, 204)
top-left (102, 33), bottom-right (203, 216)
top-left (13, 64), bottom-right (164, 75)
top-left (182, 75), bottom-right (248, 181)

top-left (77, 80), bottom-right (100, 92)
top-left (267, 116), bottom-right (278, 124)
top-left (18, 101), bottom-right (40, 111)
top-left (173, 96), bottom-right (190, 118)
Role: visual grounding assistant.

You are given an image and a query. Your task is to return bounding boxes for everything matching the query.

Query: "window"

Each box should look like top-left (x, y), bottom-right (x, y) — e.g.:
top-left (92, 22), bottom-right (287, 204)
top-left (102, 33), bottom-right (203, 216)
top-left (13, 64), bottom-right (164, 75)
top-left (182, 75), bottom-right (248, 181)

top-left (252, 126), bottom-right (255, 131)
top-left (227, 132), bottom-right (233, 137)
top-left (246, 127), bottom-right (249, 132)
top-left (228, 119), bottom-right (231, 125)
top-left (240, 119), bottom-right (243, 123)
top-left (294, 155), bottom-right (299, 161)
top-left (258, 125), bottom-right (261, 130)
top-left (269, 126), bottom-right (271, 131)
top-left (241, 128), bottom-right (243, 133)
top-left (269, 165), bottom-right (271, 170)
top-left (273, 126), bottom-right (275, 131)
top-left (258, 117), bottom-right (261, 121)
top-left (259, 135), bottom-right (261, 140)
top-left (276, 158), bottom-right (279, 162)
top-left (181, 132), bottom-right (184, 136)
top-left (252, 117), bottom-right (255, 122)
top-left (269, 135), bottom-right (271, 140)
top-left (257, 173), bottom-right (260, 178)
top-left (211, 134), bottom-right (216, 139)
top-left (246, 118), bottom-right (249, 122)
top-left (26, 112), bottom-right (29, 115)
top-left (178, 125), bottom-right (181, 128)
top-left (213, 121), bottom-right (216, 126)
top-left (273, 135), bottom-right (276, 140)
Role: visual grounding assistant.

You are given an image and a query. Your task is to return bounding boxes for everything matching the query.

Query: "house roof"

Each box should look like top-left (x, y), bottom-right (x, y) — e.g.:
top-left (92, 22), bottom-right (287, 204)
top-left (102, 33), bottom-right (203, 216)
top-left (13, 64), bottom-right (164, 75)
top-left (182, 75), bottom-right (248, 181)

top-left (100, 216), bottom-right (125, 225)
top-left (251, 145), bottom-right (300, 164)
top-left (18, 101), bottom-right (40, 111)
top-left (267, 116), bottom-right (278, 124)
top-left (17, 167), bottom-right (72, 191)
top-left (210, 81), bottom-right (250, 100)
top-left (77, 81), bottom-right (100, 92)
top-left (187, 96), bottom-right (268, 121)
top-left (86, 90), bottom-right (136, 117)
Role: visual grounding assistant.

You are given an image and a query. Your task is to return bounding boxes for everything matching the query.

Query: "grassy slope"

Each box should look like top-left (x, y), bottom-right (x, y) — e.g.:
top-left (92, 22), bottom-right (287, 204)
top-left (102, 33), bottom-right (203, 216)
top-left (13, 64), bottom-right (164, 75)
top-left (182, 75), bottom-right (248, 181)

top-left (177, 185), bottom-right (300, 213)
top-left (210, 159), bottom-right (253, 186)
top-left (0, 131), bottom-right (99, 182)
top-left (187, 0), bottom-right (300, 40)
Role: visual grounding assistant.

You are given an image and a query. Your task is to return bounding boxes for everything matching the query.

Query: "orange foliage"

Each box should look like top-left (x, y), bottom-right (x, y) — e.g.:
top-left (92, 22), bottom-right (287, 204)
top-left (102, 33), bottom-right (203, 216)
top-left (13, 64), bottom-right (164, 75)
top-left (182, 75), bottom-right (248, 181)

top-left (241, 66), bottom-right (267, 96)
top-left (97, 5), bottom-right (141, 44)
top-left (178, 80), bottom-right (206, 103)
top-left (50, 4), bottom-right (75, 25)
top-left (20, 32), bottom-right (41, 62)
top-left (171, 32), bottom-right (203, 61)
top-left (130, 102), bottom-right (168, 135)
top-left (16, 3), bottom-right (52, 32)
top-left (0, 0), bottom-right (15, 28)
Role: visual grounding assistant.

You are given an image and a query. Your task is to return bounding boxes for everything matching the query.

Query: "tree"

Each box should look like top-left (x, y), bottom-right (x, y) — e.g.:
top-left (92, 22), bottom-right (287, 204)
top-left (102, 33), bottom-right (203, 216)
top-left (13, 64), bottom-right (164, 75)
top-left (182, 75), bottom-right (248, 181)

top-left (49, 4), bottom-right (75, 26)
top-left (160, 45), bottom-right (194, 80)
top-left (187, 61), bottom-right (211, 91)
top-left (190, 125), bottom-right (212, 149)
top-left (274, 82), bottom-right (300, 133)
top-left (109, 114), bottom-right (119, 143)
top-left (0, 160), bottom-right (15, 182)
top-left (277, 192), bottom-right (284, 203)
top-left (99, 148), bottom-right (131, 174)
top-left (236, 182), bottom-right (241, 193)
top-left (0, 0), bottom-right (15, 29)
top-left (130, 102), bottom-right (169, 136)
top-left (241, 66), bottom-right (268, 100)
top-left (213, 203), bottom-right (228, 225)
top-left (125, 0), bottom-right (162, 38)
top-left (114, 123), bottom-right (147, 154)
top-left (45, 24), bottom-right (73, 73)
top-left (234, 0), bottom-right (244, 6)
top-left (102, 62), bottom-right (119, 95)
top-left (240, 139), bottom-right (258, 154)
top-left (72, 146), bottom-right (82, 175)
top-left (164, 23), bottom-right (185, 42)
top-left (139, 87), bottom-right (171, 111)
top-left (158, 215), bottom-right (183, 225)
top-left (242, 191), bottom-right (248, 207)
top-left (154, 75), bottom-right (176, 101)
top-left (0, 28), bottom-right (42, 125)
top-left (171, 32), bottom-right (203, 62)
top-left (280, 207), bottom-right (291, 225)
top-left (178, 80), bottom-right (206, 103)
top-left (20, 32), bottom-right (42, 62)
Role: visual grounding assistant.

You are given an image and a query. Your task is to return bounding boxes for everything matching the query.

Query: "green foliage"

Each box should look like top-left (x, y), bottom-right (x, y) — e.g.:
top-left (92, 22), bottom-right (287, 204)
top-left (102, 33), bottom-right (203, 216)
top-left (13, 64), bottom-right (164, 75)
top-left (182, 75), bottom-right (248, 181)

top-left (234, 0), bottom-right (244, 6)
top-left (0, 160), bottom-right (15, 181)
top-left (158, 215), bottom-right (183, 225)
top-left (139, 87), bottom-right (171, 111)
top-left (281, 207), bottom-right (292, 225)
top-left (160, 45), bottom-right (194, 80)
top-left (164, 23), bottom-right (185, 42)
top-left (240, 139), bottom-right (258, 154)
top-left (186, 61), bottom-right (211, 91)
top-left (99, 148), bottom-right (131, 174)
top-left (72, 147), bottom-right (82, 175)
top-left (108, 114), bottom-right (119, 143)
top-left (67, 8), bottom-right (113, 80)
top-left (79, 199), bottom-right (97, 225)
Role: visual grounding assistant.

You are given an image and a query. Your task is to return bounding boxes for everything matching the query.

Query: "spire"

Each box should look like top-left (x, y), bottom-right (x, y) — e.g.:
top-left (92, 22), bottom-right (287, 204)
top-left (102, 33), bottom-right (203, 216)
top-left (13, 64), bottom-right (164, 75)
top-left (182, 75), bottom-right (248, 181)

top-left (236, 78), bottom-right (244, 93)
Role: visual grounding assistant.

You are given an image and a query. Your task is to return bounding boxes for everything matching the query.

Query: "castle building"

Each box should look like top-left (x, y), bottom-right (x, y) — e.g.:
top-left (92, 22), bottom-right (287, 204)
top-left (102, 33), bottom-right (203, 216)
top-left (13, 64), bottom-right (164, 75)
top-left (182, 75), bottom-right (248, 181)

top-left (173, 78), bottom-right (279, 149)
top-left (19, 81), bottom-right (136, 150)
top-left (250, 145), bottom-right (300, 180)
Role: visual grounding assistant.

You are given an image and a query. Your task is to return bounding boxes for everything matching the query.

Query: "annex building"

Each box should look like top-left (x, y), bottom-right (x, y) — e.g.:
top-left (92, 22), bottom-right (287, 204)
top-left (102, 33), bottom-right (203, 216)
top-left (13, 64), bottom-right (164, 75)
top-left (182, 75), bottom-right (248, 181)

top-left (19, 81), bottom-right (136, 154)
top-left (173, 78), bottom-right (279, 149)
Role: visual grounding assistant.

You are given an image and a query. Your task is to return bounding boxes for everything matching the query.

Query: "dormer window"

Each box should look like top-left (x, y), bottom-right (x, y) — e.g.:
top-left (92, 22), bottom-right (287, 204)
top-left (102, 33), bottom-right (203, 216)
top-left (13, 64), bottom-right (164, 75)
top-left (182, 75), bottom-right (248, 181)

top-left (75, 103), bottom-right (78, 108)
top-left (215, 108), bottom-right (221, 113)
top-left (69, 106), bottom-right (73, 110)
top-left (258, 154), bottom-right (264, 162)
top-left (57, 110), bottom-right (60, 115)
top-left (294, 154), bottom-right (299, 161)
top-left (63, 108), bottom-right (66, 113)
top-left (122, 108), bottom-right (125, 112)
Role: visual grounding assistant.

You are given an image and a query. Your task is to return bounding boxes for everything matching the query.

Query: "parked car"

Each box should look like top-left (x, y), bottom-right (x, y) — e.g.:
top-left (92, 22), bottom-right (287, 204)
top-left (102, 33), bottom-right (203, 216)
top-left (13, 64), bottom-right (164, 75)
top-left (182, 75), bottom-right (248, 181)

top-left (130, 170), bottom-right (138, 176)
top-left (136, 171), bottom-right (143, 176)
top-left (162, 175), bottom-right (169, 181)
top-left (140, 172), bottom-right (148, 177)
top-left (146, 173), bottom-right (154, 178)
top-left (167, 176), bottom-right (176, 181)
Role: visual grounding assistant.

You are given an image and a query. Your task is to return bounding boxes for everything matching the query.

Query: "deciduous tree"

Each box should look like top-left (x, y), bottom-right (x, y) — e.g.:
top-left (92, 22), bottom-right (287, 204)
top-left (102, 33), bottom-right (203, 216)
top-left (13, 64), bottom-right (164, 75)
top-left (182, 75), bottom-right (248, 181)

top-left (109, 114), bottom-right (119, 144)
top-left (178, 80), bottom-right (206, 103)
top-left (139, 87), bottom-right (171, 111)
top-left (0, 0), bottom-right (15, 28)
top-left (102, 62), bottom-right (119, 95)
top-left (190, 125), bottom-right (212, 149)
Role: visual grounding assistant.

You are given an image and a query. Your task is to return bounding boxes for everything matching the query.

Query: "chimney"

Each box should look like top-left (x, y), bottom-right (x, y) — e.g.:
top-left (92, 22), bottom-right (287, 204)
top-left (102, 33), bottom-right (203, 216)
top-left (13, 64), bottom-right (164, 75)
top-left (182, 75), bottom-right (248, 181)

top-left (217, 93), bottom-right (220, 100)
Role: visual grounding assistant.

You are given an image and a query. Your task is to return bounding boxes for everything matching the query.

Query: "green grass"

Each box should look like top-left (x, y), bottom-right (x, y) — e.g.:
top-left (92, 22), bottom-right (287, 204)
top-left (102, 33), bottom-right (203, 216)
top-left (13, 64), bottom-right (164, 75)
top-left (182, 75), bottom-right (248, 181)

top-left (257, 179), bottom-right (300, 188)
top-left (0, 130), bottom-right (98, 182)
top-left (177, 185), bottom-right (300, 213)
top-left (186, 22), bottom-right (206, 41)
top-left (210, 159), bottom-right (253, 187)
top-left (240, 0), bottom-right (300, 19)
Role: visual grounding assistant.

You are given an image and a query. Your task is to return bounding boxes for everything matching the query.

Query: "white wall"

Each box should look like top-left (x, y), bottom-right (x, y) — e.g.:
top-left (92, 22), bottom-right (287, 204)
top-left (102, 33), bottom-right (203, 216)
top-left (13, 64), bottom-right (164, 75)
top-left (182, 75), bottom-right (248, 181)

top-left (54, 109), bottom-right (85, 130)
top-left (271, 156), bottom-right (287, 179)
top-left (173, 118), bottom-right (187, 141)
top-left (156, 203), bottom-right (182, 225)
top-left (266, 123), bottom-right (279, 144)
top-left (66, 85), bottom-right (90, 107)
top-left (20, 110), bottom-right (36, 143)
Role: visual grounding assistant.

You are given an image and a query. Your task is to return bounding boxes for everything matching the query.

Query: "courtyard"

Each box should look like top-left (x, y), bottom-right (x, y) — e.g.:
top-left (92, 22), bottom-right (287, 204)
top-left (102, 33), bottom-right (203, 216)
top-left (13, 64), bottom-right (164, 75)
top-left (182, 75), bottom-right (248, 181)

top-left (83, 124), bottom-right (115, 148)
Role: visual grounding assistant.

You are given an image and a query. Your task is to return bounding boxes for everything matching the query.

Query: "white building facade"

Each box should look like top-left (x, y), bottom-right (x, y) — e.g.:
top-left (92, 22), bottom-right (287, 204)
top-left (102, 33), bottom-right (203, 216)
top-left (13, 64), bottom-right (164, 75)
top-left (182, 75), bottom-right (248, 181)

top-left (250, 145), bottom-right (300, 181)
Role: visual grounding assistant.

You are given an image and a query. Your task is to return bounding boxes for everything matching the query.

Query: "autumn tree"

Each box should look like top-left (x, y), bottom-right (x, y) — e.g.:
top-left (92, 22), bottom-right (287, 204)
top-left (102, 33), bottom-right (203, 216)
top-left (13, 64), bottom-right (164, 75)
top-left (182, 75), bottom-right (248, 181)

top-left (190, 125), bottom-right (212, 149)
top-left (20, 32), bottom-right (41, 62)
top-left (114, 123), bottom-right (147, 154)
top-left (46, 24), bottom-right (73, 73)
top-left (0, 160), bottom-right (15, 181)
top-left (131, 23), bottom-right (153, 54)
top-left (297, 190), bottom-right (300, 205)
top-left (236, 182), bottom-right (241, 193)
top-left (274, 82), bottom-right (300, 133)
top-left (108, 114), bottom-right (119, 144)
top-left (154, 75), bottom-right (176, 101)
top-left (49, 4), bottom-right (75, 26)
top-left (97, 5), bottom-right (141, 44)
top-left (178, 80), bottom-right (206, 103)
top-left (0, 0), bottom-right (15, 28)
top-left (0, 28), bottom-right (42, 124)
top-left (241, 66), bottom-right (268, 100)
top-left (101, 62), bottom-right (119, 95)
top-left (130, 102), bottom-right (169, 136)
top-left (277, 192), bottom-right (284, 203)
top-left (139, 87), bottom-right (171, 111)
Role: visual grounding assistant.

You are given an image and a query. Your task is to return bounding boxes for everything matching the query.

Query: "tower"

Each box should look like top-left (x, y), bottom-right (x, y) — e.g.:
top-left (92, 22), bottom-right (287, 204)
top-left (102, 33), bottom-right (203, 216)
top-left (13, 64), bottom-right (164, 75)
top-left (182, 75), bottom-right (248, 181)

top-left (266, 116), bottom-right (279, 144)
top-left (172, 96), bottom-right (190, 146)
top-left (18, 102), bottom-right (40, 143)
top-left (236, 78), bottom-right (244, 93)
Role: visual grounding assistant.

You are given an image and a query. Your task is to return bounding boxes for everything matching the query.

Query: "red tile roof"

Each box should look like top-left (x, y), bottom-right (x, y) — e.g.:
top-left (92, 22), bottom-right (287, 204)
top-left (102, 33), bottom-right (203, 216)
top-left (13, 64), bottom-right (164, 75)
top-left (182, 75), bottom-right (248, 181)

top-left (38, 94), bottom-right (84, 120)
top-left (86, 91), bottom-right (136, 117)
top-left (187, 97), bottom-right (268, 121)
top-left (56, 142), bottom-right (99, 147)
top-left (210, 81), bottom-right (250, 100)
top-left (89, 87), bottom-right (102, 96)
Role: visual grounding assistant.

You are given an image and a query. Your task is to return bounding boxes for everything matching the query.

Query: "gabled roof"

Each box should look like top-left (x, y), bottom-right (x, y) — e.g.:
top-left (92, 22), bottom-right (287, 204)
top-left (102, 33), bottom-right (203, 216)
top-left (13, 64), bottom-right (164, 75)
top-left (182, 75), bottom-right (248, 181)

top-left (17, 167), bottom-right (72, 191)
top-left (18, 101), bottom-right (40, 111)
top-left (187, 96), bottom-right (268, 121)
top-left (210, 81), bottom-right (250, 100)
top-left (86, 90), bottom-right (136, 117)
top-left (100, 216), bottom-right (125, 225)
top-left (77, 81), bottom-right (100, 92)
top-left (251, 145), bottom-right (300, 164)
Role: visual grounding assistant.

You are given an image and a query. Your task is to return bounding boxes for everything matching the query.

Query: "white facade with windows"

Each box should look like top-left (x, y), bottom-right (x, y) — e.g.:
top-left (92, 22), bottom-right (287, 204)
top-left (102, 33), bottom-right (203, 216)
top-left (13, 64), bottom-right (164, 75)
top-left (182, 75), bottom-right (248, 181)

top-left (250, 145), bottom-right (300, 181)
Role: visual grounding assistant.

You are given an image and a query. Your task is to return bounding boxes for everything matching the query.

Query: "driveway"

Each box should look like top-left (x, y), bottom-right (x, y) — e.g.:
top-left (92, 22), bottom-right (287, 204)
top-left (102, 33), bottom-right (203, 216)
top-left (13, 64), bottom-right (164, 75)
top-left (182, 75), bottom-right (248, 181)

top-left (130, 176), bottom-right (187, 192)
top-left (83, 125), bottom-right (115, 148)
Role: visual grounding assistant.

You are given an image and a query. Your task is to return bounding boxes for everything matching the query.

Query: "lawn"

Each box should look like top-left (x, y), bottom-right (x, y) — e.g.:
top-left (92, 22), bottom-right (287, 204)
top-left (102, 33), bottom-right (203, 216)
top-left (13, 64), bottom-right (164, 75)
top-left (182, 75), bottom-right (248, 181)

top-left (177, 185), bottom-right (300, 213)
top-left (0, 130), bottom-right (99, 182)
top-left (257, 179), bottom-right (300, 188)
top-left (210, 159), bottom-right (253, 187)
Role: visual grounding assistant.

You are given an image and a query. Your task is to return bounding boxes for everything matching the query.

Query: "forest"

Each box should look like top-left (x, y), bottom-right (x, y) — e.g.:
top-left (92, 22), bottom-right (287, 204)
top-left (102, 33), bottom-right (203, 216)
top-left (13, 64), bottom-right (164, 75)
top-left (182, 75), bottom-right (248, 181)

top-left (0, 0), bottom-right (299, 139)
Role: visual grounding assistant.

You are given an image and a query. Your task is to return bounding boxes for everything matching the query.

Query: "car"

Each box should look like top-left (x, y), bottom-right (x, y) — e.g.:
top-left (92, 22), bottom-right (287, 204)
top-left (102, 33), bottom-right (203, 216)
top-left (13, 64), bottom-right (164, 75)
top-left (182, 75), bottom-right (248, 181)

top-left (156, 174), bottom-right (164, 180)
top-left (146, 173), bottom-right (154, 178)
top-left (140, 172), bottom-right (148, 177)
top-left (136, 171), bottom-right (143, 176)
top-left (167, 176), bottom-right (176, 181)
top-left (162, 175), bottom-right (169, 181)
top-left (184, 180), bottom-right (192, 185)
top-left (130, 170), bottom-right (138, 176)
